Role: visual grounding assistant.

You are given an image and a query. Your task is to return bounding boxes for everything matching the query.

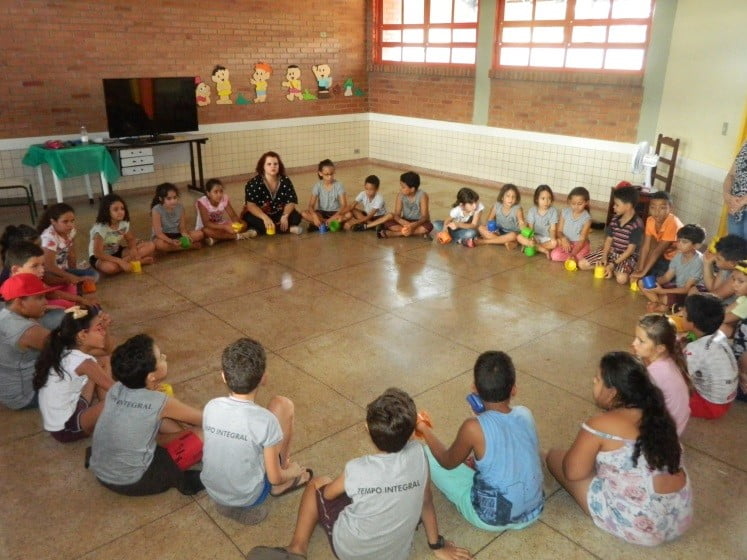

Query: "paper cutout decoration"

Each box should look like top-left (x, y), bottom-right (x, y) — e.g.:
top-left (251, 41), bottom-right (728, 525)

top-left (343, 78), bottom-right (354, 97)
top-left (354, 87), bottom-right (365, 97)
top-left (195, 77), bottom-right (211, 107)
top-left (312, 64), bottom-right (332, 99)
top-left (212, 65), bottom-right (233, 104)
top-left (302, 89), bottom-right (317, 100)
top-left (332, 84), bottom-right (342, 96)
top-left (282, 65), bottom-right (303, 101)
top-left (236, 93), bottom-right (251, 105)
top-left (251, 62), bottom-right (272, 103)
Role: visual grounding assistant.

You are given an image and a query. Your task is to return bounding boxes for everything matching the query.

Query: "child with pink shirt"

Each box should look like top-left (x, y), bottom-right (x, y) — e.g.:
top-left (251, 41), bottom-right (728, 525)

top-left (631, 314), bottom-right (691, 436)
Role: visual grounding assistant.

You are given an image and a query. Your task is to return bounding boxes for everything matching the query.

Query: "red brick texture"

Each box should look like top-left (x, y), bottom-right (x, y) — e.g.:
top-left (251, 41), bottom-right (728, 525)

top-left (0, 0), bottom-right (367, 139)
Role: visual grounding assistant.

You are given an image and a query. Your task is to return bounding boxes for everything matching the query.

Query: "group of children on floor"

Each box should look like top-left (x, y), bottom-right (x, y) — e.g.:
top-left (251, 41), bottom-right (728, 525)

top-left (1, 162), bottom-right (746, 558)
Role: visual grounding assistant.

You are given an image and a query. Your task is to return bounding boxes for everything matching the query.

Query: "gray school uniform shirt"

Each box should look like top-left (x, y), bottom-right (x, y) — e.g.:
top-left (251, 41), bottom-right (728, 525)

top-left (333, 440), bottom-right (428, 560)
top-left (668, 251), bottom-right (704, 287)
top-left (493, 203), bottom-right (522, 232)
top-left (526, 206), bottom-right (559, 240)
top-left (401, 190), bottom-right (427, 221)
top-left (90, 383), bottom-right (167, 485)
top-left (151, 203), bottom-right (184, 237)
top-left (0, 308), bottom-right (39, 409)
top-left (200, 396), bottom-right (283, 507)
top-left (311, 180), bottom-right (346, 212)
top-left (560, 207), bottom-right (591, 242)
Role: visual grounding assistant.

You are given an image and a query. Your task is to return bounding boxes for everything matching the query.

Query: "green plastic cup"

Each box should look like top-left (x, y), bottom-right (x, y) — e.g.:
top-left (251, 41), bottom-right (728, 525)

top-left (179, 235), bottom-right (192, 249)
top-left (521, 227), bottom-right (534, 238)
top-left (329, 220), bottom-right (341, 232)
top-left (524, 246), bottom-right (536, 257)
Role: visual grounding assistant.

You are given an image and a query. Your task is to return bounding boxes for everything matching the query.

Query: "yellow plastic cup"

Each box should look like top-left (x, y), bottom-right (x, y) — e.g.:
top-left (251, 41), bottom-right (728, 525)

top-left (131, 260), bottom-right (142, 274)
top-left (231, 222), bottom-right (244, 233)
top-left (157, 382), bottom-right (174, 397)
top-left (593, 264), bottom-right (605, 279)
top-left (564, 259), bottom-right (577, 271)
top-left (630, 280), bottom-right (639, 292)
top-left (266, 225), bottom-right (276, 235)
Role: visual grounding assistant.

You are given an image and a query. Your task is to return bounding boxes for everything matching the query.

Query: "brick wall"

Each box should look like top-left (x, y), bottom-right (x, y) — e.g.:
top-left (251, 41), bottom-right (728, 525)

top-left (0, 0), bottom-right (367, 139)
top-left (368, 69), bottom-right (475, 124)
top-left (489, 73), bottom-right (643, 142)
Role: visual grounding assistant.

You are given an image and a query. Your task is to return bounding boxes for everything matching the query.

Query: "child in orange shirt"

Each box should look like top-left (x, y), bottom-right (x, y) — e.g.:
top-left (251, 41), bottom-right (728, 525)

top-left (630, 192), bottom-right (683, 282)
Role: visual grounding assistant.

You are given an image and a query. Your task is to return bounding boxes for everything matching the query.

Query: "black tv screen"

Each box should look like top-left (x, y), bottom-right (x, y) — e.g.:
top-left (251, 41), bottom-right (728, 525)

top-left (103, 77), bottom-right (198, 140)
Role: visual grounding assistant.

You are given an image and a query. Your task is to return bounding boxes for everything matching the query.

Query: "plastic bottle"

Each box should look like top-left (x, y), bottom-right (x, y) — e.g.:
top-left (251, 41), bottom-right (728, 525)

top-left (80, 126), bottom-right (89, 144)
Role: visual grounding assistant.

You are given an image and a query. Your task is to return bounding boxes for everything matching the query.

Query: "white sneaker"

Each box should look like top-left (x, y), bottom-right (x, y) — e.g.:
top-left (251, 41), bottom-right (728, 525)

top-left (236, 229), bottom-right (257, 240)
top-left (205, 237), bottom-right (215, 246)
top-left (289, 225), bottom-right (304, 235)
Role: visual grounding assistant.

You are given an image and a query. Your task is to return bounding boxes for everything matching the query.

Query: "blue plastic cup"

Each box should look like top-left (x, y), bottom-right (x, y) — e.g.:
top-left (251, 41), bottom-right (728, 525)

top-left (642, 275), bottom-right (657, 289)
top-left (319, 224), bottom-right (328, 234)
top-left (487, 220), bottom-right (497, 232)
top-left (466, 393), bottom-right (485, 414)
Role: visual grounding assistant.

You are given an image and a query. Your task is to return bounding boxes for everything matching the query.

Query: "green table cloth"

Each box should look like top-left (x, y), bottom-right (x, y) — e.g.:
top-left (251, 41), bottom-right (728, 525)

top-left (22, 144), bottom-right (121, 183)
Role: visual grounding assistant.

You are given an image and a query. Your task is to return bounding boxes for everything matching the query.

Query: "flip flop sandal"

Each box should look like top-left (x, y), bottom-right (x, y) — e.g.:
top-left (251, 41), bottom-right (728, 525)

top-left (270, 468), bottom-right (313, 497)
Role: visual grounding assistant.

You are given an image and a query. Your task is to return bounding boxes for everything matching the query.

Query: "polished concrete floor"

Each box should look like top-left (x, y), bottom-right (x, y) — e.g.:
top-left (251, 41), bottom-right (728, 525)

top-left (0, 164), bottom-right (745, 559)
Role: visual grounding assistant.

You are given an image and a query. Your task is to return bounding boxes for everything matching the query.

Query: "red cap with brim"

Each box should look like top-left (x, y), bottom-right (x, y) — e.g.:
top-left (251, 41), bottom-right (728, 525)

top-left (0, 273), bottom-right (56, 301)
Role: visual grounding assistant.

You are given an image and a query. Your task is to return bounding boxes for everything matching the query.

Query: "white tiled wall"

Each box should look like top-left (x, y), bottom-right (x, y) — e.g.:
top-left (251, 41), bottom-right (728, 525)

top-left (0, 113), bottom-right (725, 237)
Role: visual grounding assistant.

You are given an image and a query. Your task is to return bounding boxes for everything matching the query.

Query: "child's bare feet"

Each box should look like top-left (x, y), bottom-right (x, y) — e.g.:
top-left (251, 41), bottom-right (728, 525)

top-left (506, 241), bottom-right (518, 251)
top-left (140, 256), bottom-right (155, 265)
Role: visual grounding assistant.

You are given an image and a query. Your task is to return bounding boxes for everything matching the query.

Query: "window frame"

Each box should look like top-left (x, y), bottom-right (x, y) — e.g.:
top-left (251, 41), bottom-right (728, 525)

top-left (372, 0), bottom-right (481, 67)
top-left (494, 0), bottom-right (655, 74)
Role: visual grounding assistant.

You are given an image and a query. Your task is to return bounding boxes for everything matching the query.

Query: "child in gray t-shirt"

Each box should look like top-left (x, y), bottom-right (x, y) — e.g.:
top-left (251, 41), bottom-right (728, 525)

top-left (201, 338), bottom-right (312, 524)
top-left (301, 159), bottom-right (348, 230)
top-left (256, 388), bottom-right (472, 560)
top-left (640, 224), bottom-right (706, 313)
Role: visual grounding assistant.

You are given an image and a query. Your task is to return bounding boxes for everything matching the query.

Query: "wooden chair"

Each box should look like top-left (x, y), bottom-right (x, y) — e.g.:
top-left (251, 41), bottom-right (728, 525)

top-left (0, 183), bottom-right (38, 224)
top-left (604, 134), bottom-right (681, 225)
top-left (652, 134), bottom-right (680, 193)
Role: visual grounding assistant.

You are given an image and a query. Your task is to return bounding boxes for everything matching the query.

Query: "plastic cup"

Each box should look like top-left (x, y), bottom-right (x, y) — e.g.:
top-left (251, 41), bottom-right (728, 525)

top-left (179, 235), bottom-right (191, 249)
top-left (319, 223), bottom-right (328, 234)
top-left (131, 260), bottom-right (142, 274)
top-left (436, 230), bottom-right (452, 244)
top-left (630, 280), bottom-right (639, 292)
top-left (708, 238), bottom-right (719, 254)
top-left (157, 382), bottom-right (174, 397)
top-left (564, 259), bottom-right (577, 271)
top-left (593, 264), bottom-right (605, 279)
top-left (524, 246), bottom-right (536, 257)
top-left (669, 314), bottom-right (686, 333)
top-left (329, 220), bottom-right (341, 232)
top-left (266, 225), bottom-right (276, 235)
top-left (642, 275), bottom-right (657, 289)
top-left (487, 220), bottom-right (498, 233)
top-left (231, 222), bottom-right (244, 233)
top-left (520, 227), bottom-right (534, 238)
top-left (82, 278), bottom-right (97, 293)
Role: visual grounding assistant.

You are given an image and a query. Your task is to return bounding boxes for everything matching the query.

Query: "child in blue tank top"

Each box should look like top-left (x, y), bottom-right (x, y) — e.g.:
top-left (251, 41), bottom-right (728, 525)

top-left (416, 351), bottom-right (545, 531)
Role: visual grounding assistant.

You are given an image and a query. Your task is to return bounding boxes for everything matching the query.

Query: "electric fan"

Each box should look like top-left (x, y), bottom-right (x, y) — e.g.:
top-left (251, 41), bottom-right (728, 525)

top-left (631, 141), bottom-right (660, 191)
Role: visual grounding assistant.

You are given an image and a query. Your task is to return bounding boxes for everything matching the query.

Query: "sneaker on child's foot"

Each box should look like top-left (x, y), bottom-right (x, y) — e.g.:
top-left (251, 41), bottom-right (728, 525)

top-left (289, 225), bottom-right (304, 235)
top-left (377, 229), bottom-right (388, 239)
top-left (352, 223), bottom-right (366, 232)
top-left (236, 230), bottom-right (257, 240)
top-left (205, 237), bottom-right (215, 246)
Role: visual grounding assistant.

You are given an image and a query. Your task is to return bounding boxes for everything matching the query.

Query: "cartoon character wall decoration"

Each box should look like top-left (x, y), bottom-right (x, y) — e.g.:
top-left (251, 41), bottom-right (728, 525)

top-left (343, 78), bottom-right (354, 97)
top-left (251, 62), bottom-right (272, 103)
top-left (312, 64), bottom-right (332, 99)
top-left (212, 65), bottom-right (232, 104)
top-left (282, 65), bottom-right (303, 101)
top-left (195, 77), bottom-right (211, 107)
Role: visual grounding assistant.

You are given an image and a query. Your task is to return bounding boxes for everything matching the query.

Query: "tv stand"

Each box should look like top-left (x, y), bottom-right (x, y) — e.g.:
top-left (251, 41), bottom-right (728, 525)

top-left (106, 136), bottom-right (209, 192)
top-left (150, 134), bottom-right (174, 142)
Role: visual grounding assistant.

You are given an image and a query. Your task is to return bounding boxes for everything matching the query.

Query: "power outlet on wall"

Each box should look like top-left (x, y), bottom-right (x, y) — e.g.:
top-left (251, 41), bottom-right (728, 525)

top-left (353, 148), bottom-right (360, 154)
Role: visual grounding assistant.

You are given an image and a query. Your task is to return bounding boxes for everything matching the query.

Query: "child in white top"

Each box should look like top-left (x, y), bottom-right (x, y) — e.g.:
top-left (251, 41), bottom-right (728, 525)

top-left (302, 159), bottom-right (348, 230)
top-left (343, 175), bottom-right (389, 231)
top-left (632, 314), bottom-right (691, 436)
top-left (433, 187), bottom-right (484, 248)
top-left (150, 183), bottom-right (204, 252)
top-left (34, 305), bottom-right (114, 442)
top-left (89, 194), bottom-right (155, 276)
top-left (196, 178), bottom-right (255, 244)
top-left (476, 183), bottom-right (525, 250)
top-left (517, 184), bottom-right (559, 258)
top-left (38, 203), bottom-right (99, 288)
top-left (550, 187), bottom-right (592, 262)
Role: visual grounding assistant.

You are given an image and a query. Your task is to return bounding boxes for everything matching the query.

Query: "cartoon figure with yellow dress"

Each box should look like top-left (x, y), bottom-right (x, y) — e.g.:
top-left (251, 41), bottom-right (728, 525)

top-left (282, 65), bottom-right (303, 101)
top-left (211, 65), bottom-right (232, 105)
top-left (251, 62), bottom-right (272, 103)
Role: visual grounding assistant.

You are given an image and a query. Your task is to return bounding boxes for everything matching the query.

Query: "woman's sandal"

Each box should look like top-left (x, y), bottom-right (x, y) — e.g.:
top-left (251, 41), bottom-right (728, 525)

top-left (270, 468), bottom-right (313, 497)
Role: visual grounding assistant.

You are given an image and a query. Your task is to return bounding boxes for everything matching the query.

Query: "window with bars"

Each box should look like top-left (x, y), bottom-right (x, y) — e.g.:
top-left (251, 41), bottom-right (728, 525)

top-left (496, 0), bottom-right (654, 72)
top-left (374, 0), bottom-right (479, 65)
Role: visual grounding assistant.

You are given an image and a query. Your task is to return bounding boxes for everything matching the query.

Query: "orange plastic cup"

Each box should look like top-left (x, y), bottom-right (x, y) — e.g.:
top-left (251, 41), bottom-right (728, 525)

top-left (436, 230), bottom-right (452, 244)
top-left (82, 278), bottom-right (97, 293)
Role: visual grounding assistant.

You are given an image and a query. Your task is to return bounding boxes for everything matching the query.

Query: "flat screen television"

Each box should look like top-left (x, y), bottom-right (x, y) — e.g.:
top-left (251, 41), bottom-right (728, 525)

top-left (102, 77), bottom-right (198, 141)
